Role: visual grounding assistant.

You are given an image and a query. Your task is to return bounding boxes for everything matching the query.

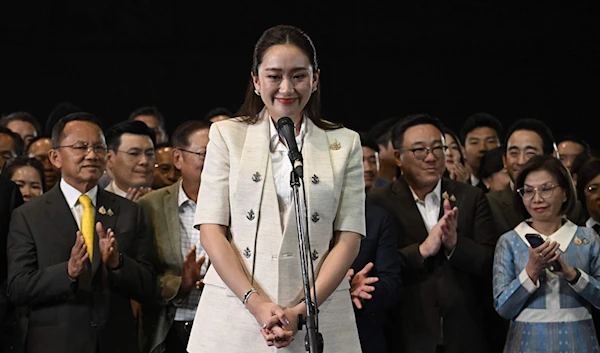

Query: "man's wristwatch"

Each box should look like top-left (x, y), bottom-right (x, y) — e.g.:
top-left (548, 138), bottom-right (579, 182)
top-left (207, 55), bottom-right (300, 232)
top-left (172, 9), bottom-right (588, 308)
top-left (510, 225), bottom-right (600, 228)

top-left (108, 252), bottom-right (124, 271)
top-left (568, 267), bottom-right (581, 285)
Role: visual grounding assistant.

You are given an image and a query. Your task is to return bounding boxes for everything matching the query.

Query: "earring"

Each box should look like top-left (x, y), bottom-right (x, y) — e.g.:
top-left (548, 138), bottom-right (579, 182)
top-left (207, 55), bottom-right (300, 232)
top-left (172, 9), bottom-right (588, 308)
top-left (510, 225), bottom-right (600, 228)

top-left (254, 89), bottom-right (260, 96)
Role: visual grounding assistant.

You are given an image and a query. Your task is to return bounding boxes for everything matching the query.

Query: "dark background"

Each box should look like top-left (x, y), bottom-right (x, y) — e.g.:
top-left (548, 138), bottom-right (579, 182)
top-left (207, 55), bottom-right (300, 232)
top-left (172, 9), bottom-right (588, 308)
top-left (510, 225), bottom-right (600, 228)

top-left (1, 2), bottom-right (598, 148)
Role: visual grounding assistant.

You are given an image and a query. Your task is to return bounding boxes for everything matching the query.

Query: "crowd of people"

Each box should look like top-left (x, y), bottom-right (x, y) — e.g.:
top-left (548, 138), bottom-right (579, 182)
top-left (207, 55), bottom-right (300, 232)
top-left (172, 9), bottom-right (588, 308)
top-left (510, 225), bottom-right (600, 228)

top-left (1, 24), bottom-right (600, 353)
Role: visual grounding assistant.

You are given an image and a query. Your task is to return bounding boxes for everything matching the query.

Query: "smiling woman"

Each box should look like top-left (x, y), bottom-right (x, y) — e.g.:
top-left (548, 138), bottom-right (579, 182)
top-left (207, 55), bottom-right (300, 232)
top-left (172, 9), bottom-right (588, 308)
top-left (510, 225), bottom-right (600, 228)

top-left (186, 24), bottom-right (365, 353)
top-left (493, 155), bottom-right (600, 352)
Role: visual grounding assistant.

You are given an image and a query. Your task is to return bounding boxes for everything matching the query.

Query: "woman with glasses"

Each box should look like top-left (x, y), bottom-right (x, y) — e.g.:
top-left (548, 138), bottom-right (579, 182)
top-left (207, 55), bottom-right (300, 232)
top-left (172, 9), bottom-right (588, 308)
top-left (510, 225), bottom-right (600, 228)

top-left (493, 155), bottom-right (600, 352)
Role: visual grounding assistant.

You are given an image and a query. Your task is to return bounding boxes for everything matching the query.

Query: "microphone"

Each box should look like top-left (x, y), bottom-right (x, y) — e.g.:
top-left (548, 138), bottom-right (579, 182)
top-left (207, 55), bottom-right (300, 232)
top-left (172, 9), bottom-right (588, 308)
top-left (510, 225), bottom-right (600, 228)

top-left (277, 117), bottom-right (304, 178)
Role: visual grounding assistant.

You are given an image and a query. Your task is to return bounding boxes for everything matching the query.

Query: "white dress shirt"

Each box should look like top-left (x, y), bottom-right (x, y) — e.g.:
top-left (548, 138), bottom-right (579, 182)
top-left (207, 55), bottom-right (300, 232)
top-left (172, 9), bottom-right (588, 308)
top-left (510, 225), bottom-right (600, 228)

top-left (175, 180), bottom-right (208, 321)
top-left (470, 174), bottom-right (480, 187)
top-left (268, 116), bottom-right (306, 228)
top-left (409, 179), bottom-right (442, 233)
top-left (108, 180), bottom-right (127, 198)
top-left (586, 217), bottom-right (600, 233)
top-left (60, 178), bottom-right (98, 229)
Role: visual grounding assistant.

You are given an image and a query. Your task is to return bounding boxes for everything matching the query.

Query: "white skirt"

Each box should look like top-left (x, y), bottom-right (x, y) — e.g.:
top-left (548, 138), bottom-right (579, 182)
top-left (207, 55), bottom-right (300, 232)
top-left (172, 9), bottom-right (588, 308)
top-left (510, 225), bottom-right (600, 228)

top-left (187, 284), bottom-right (363, 353)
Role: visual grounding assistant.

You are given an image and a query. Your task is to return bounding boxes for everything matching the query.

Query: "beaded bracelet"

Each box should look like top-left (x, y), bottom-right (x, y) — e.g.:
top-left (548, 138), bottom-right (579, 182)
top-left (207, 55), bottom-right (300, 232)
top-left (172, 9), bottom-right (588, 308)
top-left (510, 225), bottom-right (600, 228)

top-left (242, 288), bottom-right (258, 305)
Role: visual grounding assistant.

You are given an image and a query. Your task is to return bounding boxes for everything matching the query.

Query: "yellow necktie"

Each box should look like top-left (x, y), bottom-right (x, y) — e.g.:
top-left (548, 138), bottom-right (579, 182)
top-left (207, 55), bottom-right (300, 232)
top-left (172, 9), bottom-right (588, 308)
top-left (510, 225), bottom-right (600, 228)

top-left (78, 195), bottom-right (94, 261)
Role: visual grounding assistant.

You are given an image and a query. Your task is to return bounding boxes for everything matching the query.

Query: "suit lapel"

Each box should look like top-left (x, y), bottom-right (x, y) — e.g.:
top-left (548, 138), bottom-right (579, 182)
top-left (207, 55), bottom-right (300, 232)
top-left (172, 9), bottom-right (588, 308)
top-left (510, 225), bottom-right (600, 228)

top-left (438, 178), bottom-right (456, 220)
top-left (392, 177), bottom-right (429, 243)
top-left (164, 183), bottom-right (183, 266)
top-left (92, 189), bottom-right (119, 275)
top-left (302, 118), bottom-right (334, 227)
top-left (234, 115), bottom-right (271, 237)
top-left (45, 187), bottom-right (79, 246)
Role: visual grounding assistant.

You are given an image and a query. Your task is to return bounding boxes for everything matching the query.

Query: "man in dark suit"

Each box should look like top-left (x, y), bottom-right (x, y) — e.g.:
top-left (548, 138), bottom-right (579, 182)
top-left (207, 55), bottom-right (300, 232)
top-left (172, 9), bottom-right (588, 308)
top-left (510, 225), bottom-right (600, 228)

top-left (347, 132), bottom-right (402, 353)
top-left (459, 112), bottom-right (504, 193)
top-left (368, 114), bottom-right (498, 353)
top-left (0, 175), bottom-right (23, 351)
top-left (487, 118), bottom-right (586, 237)
top-left (6, 112), bottom-right (156, 353)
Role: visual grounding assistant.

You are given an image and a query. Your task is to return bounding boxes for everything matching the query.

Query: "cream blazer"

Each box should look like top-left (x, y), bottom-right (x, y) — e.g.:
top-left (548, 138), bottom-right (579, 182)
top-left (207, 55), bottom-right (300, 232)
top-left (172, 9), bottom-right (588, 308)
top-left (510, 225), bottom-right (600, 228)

top-left (187, 114), bottom-right (366, 353)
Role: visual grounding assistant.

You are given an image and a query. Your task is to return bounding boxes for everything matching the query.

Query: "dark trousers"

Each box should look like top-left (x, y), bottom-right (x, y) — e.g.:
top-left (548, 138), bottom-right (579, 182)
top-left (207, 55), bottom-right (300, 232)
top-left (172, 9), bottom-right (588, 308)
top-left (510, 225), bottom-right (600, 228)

top-left (165, 321), bottom-right (192, 353)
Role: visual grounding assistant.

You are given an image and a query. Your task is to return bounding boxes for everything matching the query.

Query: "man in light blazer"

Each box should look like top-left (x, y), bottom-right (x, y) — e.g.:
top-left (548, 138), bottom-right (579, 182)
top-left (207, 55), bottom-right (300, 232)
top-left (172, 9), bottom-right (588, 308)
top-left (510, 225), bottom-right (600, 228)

top-left (368, 114), bottom-right (498, 353)
top-left (138, 121), bottom-right (211, 353)
top-left (6, 113), bottom-right (156, 353)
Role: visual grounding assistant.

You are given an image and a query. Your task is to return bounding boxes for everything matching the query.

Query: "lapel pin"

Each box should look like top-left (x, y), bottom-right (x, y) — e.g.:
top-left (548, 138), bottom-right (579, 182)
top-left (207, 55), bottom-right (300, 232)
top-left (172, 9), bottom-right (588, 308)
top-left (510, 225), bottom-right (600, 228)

top-left (311, 175), bottom-right (319, 184)
top-left (442, 191), bottom-right (457, 203)
top-left (574, 236), bottom-right (582, 245)
top-left (252, 172), bottom-right (261, 182)
top-left (98, 206), bottom-right (107, 215)
top-left (330, 139), bottom-right (341, 150)
top-left (583, 238), bottom-right (590, 245)
top-left (107, 208), bottom-right (114, 216)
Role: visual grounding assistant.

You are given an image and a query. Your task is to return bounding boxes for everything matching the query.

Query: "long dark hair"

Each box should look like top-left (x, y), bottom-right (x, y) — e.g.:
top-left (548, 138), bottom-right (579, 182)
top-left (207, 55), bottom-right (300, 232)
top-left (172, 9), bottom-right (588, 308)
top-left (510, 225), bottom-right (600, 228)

top-left (235, 25), bottom-right (340, 130)
top-left (1, 156), bottom-right (47, 192)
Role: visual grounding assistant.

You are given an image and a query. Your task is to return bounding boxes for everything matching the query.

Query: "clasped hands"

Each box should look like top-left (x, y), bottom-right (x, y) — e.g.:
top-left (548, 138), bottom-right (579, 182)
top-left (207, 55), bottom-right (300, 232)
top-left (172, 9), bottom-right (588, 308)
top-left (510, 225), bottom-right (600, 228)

top-left (419, 199), bottom-right (458, 259)
top-left (247, 294), bottom-right (304, 348)
top-left (68, 222), bottom-right (120, 278)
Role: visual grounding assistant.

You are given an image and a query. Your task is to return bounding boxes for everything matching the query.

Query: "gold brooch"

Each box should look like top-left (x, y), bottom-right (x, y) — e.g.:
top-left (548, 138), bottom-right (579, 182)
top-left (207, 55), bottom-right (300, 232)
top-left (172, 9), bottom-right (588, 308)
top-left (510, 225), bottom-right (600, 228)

top-left (574, 236), bottom-right (582, 245)
top-left (330, 139), bottom-right (341, 150)
top-left (442, 192), bottom-right (457, 202)
top-left (98, 206), bottom-right (107, 215)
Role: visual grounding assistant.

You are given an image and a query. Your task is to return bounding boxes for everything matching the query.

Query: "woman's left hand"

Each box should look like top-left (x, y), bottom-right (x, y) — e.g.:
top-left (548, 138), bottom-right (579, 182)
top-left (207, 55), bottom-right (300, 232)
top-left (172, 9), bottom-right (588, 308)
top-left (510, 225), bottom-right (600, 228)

top-left (551, 256), bottom-right (579, 282)
top-left (262, 306), bottom-right (302, 348)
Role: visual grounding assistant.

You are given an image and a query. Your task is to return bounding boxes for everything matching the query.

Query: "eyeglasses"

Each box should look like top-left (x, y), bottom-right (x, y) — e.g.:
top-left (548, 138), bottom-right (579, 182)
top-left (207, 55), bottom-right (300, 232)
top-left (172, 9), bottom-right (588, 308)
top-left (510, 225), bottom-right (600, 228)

top-left (401, 146), bottom-right (448, 160)
top-left (117, 149), bottom-right (156, 161)
top-left (154, 163), bottom-right (181, 175)
top-left (55, 143), bottom-right (108, 156)
top-left (587, 184), bottom-right (600, 195)
top-left (517, 184), bottom-right (560, 200)
top-left (178, 148), bottom-right (207, 158)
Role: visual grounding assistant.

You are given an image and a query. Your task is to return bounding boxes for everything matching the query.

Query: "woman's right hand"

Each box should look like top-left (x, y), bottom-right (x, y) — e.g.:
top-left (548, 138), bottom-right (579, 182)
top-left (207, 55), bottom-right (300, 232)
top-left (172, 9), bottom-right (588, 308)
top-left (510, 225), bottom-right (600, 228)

top-left (247, 294), bottom-right (294, 347)
top-left (525, 240), bottom-right (560, 284)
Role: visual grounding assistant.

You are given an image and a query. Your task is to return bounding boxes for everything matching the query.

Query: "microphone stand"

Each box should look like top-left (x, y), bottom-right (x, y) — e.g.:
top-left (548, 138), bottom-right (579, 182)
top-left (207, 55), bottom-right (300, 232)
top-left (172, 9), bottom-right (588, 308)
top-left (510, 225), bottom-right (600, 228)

top-left (289, 170), bottom-right (323, 353)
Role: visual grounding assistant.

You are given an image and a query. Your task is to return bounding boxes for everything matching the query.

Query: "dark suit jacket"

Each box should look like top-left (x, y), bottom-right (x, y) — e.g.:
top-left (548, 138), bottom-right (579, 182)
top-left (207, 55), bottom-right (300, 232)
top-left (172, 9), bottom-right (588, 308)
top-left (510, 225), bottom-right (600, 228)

top-left (0, 176), bottom-right (23, 334)
top-left (368, 177), bottom-right (498, 353)
top-left (351, 202), bottom-right (402, 353)
top-left (467, 177), bottom-right (488, 193)
top-left (487, 184), bottom-right (587, 236)
top-left (6, 185), bottom-right (156, 353)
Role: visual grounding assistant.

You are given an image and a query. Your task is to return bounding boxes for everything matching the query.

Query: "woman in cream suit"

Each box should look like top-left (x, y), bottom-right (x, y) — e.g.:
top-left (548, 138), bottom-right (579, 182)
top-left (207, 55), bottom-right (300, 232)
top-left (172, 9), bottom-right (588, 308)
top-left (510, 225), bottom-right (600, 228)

top-left (187, 25), bottom-right (366, 352)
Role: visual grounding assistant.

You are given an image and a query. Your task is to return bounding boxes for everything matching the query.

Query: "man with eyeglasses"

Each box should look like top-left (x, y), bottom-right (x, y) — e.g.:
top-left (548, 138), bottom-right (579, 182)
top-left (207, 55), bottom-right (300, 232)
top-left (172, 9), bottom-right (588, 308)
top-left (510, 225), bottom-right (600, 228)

top-left (0, 126), bottom-right (24, 172)
top-left (105, 120), bottom-right (156, 201)
top-left (152, 142), bottom-right (181, 190)
top-left (367, 113), bottom-right (497, 353)
top-left (137, 120), bottom-right (211, 353)
top-left (6, 112), bottom-right (156, 353)
top-left (575, 158), bottom-right (600, 340)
